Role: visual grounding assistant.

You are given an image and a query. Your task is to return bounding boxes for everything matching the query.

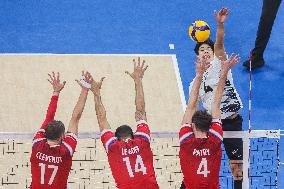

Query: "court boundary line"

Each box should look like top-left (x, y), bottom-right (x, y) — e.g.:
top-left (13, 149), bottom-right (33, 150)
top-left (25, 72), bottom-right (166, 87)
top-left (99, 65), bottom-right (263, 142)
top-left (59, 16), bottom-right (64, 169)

top-left (171, 55), bottom-right (186, 112)
top-left (0, 53), bottom-right (187, 122)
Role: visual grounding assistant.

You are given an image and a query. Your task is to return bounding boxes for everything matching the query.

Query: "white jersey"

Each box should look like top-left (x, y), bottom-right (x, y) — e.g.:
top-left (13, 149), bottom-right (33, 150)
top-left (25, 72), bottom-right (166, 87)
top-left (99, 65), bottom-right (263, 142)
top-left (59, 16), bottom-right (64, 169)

top-left (189, 56), bottom-right (243, 119)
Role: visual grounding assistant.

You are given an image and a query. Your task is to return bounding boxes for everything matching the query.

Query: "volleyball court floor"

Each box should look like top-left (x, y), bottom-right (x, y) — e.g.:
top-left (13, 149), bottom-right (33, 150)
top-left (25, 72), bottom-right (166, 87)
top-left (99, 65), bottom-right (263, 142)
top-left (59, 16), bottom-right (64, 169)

top-left (0, 0), bottom-right (283, 188)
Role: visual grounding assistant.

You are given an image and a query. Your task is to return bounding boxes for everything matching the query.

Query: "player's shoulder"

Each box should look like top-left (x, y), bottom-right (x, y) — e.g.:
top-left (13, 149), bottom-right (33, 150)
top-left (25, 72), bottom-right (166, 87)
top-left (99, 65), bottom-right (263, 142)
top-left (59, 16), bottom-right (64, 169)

top-left (31, 141), bottom-right (47, 153)
top-left (107, 141), bottom-right (124, 155)
top-left (209, 119), bottom-right (223, 141)
top-left (65, 132), bottom-right (78, 141)
top-left (134, 120), bottom-right (151, 142)
top-left (32, 129), bottom-right (46, 146)
top-left (136, 119), bottom-right (150, 128)
top-left (211, 118), bottom-right (222, 126)
top-left (179, 123), bottom-right (194, 144)
top-left (101, 129), bottom-right (120, 153)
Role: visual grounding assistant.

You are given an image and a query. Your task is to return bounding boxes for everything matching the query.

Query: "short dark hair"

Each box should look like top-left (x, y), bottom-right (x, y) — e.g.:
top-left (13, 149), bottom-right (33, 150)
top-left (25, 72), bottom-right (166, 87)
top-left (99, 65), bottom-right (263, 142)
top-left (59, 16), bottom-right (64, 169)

top-left (45, 120), bottom-right (65, 140)
top-left (115, 125), bottom-right (134, 140)
top-left (194, 38), bottom-right (215, 55)
top-left (192, 110), bottom-right (212, 132)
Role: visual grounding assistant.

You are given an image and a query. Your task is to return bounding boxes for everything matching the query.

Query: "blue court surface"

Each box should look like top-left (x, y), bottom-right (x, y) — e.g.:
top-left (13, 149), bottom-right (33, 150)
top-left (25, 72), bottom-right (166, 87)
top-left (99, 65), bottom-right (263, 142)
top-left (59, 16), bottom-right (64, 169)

top-left (0, 0), bottom-right (283, 188)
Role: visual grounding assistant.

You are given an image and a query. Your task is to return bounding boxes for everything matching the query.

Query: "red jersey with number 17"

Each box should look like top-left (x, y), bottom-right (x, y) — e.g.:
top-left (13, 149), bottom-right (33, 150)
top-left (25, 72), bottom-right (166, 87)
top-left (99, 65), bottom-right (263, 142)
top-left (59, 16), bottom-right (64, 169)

top-left (30, 95), bottom-right (77, 189)
top-left (30, 131), bottom-right (77, 189)
top-left (101, 120), bottom-right (159, 189)
top-left (179, 119), bottom-right (223, 189)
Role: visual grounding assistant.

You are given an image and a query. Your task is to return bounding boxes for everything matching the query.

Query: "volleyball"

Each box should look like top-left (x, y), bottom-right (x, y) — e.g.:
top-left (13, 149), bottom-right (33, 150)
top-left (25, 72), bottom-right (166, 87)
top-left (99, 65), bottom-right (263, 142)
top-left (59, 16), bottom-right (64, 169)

top-left (188, 20), bottom-right (210, 42)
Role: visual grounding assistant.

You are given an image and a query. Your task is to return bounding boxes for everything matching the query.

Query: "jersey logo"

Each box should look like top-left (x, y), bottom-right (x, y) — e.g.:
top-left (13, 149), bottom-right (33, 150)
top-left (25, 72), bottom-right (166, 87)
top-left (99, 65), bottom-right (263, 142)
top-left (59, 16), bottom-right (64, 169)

top-left (203, 82), bottom-right (213, 93)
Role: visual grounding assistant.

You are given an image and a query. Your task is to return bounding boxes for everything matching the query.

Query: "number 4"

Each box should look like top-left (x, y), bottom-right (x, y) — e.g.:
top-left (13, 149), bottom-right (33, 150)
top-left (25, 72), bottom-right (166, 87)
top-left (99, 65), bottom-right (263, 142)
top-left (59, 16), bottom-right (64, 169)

top-left (197, 158), bottom-right (210, 177)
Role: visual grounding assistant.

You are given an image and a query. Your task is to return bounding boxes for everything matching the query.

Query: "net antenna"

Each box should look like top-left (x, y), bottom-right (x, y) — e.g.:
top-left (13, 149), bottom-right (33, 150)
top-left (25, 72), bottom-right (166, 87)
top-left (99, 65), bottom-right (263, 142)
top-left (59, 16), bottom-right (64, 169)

top-left (242, 50), bottom-right (254, 188)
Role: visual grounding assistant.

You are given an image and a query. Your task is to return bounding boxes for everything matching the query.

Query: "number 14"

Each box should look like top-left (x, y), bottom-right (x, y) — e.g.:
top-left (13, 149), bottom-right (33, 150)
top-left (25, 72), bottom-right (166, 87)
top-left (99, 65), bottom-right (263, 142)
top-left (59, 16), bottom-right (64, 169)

top-left (123, 155), bottom-right (147, 177)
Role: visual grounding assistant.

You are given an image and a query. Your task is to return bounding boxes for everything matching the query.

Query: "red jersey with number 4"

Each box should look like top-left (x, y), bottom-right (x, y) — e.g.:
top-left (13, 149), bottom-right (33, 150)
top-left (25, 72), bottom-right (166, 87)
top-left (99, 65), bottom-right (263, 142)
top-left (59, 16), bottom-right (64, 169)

top-left (179, 119), bottom-right (223, 189)
top-left (30, 95), bottom-right (77, 189)
top-left (101, 120), bottom-right (159, 189)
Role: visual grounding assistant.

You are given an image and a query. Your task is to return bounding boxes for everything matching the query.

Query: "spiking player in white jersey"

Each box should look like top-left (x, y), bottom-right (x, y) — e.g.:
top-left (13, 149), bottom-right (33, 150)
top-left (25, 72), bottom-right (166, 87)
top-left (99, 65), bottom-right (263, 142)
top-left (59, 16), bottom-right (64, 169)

top-left (182, 7), bottom-right (243, 189)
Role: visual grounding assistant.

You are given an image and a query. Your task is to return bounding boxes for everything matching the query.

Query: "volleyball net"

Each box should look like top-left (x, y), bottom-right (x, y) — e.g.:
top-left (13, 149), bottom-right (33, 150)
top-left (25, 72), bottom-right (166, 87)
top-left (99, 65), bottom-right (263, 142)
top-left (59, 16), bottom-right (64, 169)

top-left (0, 130), bottom-right (280, 189)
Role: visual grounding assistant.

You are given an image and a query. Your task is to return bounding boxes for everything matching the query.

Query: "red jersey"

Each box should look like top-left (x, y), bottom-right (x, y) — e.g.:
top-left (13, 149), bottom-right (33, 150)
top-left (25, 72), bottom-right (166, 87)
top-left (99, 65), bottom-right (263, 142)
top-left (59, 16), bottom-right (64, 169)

top-left (30, 95), bottom-right (77, 189)
top-left (101, 120), bottom-right (159, 189)
top-left (179, 119), bottom-right (223, 189)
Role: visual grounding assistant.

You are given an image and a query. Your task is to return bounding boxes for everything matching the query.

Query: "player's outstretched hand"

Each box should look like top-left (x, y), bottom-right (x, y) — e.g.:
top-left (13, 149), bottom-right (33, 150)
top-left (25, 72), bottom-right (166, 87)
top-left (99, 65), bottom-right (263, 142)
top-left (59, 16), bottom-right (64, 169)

top-left (215, 7), bottom-right (230, 24)
top-left (75, 71), bottom-right (93, 91)
top-left (47, 72), bottom-right (66, 94)
top-left (195, 56), bottom-right (210, 77)
top-left (125, 57), bottom-right (148, 81)
top-left (220, 54), bottom-right (240, 77)
top-left (87, 72), bottom-right (105, 97)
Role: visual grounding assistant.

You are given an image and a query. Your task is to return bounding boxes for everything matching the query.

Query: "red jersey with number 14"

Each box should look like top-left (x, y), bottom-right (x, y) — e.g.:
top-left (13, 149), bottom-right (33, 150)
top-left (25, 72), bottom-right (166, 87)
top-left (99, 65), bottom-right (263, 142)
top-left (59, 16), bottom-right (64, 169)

top-left (101, 120), bottom-right (159, 189)
top-left (179, 119), bottom-right (223, 189)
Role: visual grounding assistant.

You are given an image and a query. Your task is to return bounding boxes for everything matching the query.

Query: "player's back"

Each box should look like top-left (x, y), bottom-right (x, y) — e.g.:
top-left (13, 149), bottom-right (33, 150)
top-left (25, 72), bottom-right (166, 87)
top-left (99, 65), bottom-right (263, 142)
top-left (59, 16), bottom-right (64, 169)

top-left (109, 138), bottom-right (157, 188)
top-left (101, 120), bottom-right (159, 189)
top-left (179, 120), bottom-right (223, 189)
top-left (180, 137), bottom-right (222, 188)
top-left (30, 131), bottom-right (77, 189)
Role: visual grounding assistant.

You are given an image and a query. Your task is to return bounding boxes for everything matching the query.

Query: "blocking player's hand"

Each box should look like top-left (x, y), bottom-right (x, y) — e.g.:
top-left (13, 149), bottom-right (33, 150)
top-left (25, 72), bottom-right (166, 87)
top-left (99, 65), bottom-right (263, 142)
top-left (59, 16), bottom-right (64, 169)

top-left (75, 71), bottom-right (93, 91)
top-left (125, 57), bottom-right (149, 82)
top-left (220, 54), bottom-right (240, 77)
top-left (195, 57), bottom-right (209, 77)
top-left (47, 72), bottom-right (66, 94)
top-left (215, 7), bottom-right (230, 24)
top-left (88, 73), bottom-right (105, 97)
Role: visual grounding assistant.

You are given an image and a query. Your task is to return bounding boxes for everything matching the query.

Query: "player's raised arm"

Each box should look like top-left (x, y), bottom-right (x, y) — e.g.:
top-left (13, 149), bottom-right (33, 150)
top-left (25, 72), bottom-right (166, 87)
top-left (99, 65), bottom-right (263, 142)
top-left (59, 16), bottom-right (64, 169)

top-left (89, 73), bottom-right (110, 132)
top-left (41, 72), bottom-right (66, 130)
top-left (125, 57), bottom-right (148, 122)
top-left (214, 7), bottom-right (229, 61)
top-left (67, 71), bottom-right (90, 135)
top-left (211, 54), bottom-right (240, 119)
top-left (182, 58), bottom-right (208, 125)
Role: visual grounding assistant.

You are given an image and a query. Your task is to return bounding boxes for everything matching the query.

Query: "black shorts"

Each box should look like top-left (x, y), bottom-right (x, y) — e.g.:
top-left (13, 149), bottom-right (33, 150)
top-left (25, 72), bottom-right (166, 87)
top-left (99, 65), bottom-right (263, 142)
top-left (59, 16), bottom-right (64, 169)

top-left (222, 114), bottom-right (243, 160)
top-left (180, 181), bottom-right (186, 189)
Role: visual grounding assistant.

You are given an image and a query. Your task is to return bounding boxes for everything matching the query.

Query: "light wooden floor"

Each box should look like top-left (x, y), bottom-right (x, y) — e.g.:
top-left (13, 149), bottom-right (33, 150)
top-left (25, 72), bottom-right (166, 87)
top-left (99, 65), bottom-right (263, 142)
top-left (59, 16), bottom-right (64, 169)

top-left (0, 54), bottom-right (185, 189)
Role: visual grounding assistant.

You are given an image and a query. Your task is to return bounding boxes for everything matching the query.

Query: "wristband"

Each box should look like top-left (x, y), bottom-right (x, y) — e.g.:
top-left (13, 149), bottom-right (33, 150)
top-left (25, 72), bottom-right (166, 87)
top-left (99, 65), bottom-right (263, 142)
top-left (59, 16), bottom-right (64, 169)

top-left (80, 79), bottom-right (91, 89)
